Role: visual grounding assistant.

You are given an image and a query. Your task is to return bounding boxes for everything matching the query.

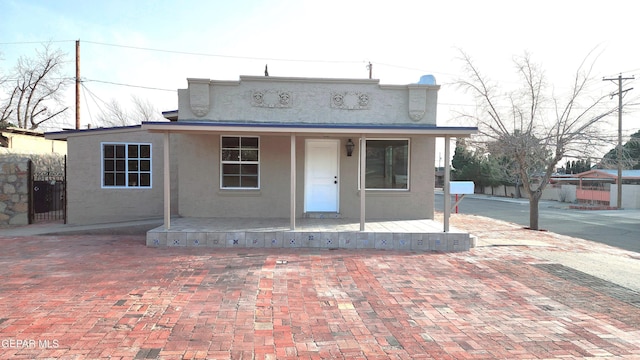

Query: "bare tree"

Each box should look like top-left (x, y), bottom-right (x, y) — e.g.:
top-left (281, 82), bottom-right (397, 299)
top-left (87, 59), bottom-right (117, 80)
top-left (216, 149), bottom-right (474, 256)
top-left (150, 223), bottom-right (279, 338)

top-left (456, 50), bottom-right (618, 230)
top-left (97, 99), bottom-right (129, 127)
top-left (0, 86), bottom-right (17, 128)
top-left (0, 44), bottom-right (70, 130)
top-left (0, 52), bottom-right (16, 128)
top-left (97, 95), bottom-right (163, 127)
top-left (131, 95), bottom-right (160, 121)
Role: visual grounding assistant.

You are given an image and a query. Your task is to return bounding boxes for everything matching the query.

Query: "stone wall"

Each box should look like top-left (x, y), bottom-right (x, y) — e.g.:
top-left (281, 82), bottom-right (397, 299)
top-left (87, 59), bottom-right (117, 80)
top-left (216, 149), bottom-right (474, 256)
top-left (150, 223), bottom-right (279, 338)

top-left (0, 155), bottom-right (30, 225)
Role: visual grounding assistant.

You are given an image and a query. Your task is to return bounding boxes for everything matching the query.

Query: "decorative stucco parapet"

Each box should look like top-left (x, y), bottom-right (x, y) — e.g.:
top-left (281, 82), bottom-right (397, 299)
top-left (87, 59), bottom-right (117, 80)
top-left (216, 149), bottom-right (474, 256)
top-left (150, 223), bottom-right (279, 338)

top-left (239, 76), bottom-right (380, 85)
top-left (181, 76), bottom-right (439, 125)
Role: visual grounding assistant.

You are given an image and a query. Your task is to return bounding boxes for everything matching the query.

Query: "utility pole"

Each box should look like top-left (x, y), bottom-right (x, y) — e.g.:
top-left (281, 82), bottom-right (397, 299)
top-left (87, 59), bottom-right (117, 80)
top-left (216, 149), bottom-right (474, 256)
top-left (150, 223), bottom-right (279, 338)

top-left (75, 40), bottom-right (80, 130)
top-left (603, 74), bottom-right (634, 209)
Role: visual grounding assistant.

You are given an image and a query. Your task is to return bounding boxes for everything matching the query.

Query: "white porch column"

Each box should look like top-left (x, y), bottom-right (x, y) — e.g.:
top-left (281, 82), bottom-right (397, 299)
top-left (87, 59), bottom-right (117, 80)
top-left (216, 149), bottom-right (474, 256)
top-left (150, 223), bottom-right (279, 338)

top-left (163, 131), bottom-right (171, 230)
top-left (443, 135), bottom-right (451, 232)
top-left (290, 134), bottom-right (296, 230)
top-left (359, 135), bottom-right (366, 231)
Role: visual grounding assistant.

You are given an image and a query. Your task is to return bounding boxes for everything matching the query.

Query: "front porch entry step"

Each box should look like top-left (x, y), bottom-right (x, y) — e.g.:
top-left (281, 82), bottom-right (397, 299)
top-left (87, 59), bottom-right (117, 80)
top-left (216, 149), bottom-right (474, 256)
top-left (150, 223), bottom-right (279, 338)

top-left (303, 212), bottom-right (342, 219)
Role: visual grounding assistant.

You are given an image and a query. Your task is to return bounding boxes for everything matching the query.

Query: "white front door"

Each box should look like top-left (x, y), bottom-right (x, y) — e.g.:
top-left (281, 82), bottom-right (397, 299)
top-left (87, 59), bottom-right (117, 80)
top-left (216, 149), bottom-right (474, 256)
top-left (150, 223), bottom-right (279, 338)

top-left (305, 139), bottom-right (339, 212)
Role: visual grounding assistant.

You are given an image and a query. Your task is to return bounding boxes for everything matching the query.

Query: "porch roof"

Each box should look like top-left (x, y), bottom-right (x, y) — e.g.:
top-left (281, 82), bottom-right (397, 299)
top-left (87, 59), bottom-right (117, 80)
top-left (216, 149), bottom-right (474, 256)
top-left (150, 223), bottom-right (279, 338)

top-left (141, 121), bottom-right (477, 136)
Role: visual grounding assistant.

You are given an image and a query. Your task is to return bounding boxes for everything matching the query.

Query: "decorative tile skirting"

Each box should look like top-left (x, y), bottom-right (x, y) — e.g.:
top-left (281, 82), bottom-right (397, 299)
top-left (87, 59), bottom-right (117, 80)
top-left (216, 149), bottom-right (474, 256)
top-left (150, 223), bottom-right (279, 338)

top-left (146, 218), bottom-right (475, 252)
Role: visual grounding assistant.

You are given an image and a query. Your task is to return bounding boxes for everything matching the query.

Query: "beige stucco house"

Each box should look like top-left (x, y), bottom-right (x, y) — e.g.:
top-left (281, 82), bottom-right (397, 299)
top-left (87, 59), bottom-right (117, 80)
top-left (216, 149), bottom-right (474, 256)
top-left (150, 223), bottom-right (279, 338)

top-left (45, 125), bottom-right (175, 224)
top-left (47, 75), bottom-right (477, 250)
top-left (1, 127), bottom-right (67, 155)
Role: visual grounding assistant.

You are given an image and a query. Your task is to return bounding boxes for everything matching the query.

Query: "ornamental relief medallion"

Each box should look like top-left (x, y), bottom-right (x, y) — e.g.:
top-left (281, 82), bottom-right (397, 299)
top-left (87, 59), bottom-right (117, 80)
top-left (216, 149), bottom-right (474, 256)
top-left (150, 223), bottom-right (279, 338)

top-left (330, 92), bottom-right (370, 110)
top-left (409, 110), bottom-right (425, 121)
top-left (251, 90), bottom-right (292, 108)
top-left (189, 81), bottom-right (210, 117)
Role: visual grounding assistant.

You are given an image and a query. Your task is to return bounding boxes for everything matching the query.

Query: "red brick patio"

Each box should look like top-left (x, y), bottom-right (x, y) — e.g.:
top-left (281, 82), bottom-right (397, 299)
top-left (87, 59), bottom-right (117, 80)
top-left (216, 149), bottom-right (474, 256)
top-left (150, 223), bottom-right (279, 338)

top-left (0, 215), bottom-right (639, 359)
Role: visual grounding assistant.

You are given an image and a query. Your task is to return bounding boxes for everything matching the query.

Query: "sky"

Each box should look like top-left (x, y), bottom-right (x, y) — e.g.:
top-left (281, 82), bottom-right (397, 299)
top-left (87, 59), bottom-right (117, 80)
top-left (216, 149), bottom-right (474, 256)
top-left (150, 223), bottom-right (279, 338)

top-left (1, 0), bottom-right (639, 161)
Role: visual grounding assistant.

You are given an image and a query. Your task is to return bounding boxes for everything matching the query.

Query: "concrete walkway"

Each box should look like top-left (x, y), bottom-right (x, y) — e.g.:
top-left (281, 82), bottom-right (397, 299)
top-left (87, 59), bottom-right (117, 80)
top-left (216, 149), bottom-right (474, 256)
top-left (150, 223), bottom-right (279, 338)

top-left (0, 214), bottom-right (639, 359)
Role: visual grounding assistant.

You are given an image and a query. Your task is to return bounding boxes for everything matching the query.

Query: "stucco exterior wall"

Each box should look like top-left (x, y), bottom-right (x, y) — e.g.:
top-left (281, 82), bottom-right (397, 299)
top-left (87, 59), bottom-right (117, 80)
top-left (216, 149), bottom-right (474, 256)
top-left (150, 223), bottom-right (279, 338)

top-left (176, 133), bottom-right (435, 220)
top-left (178, 76), bottom-right (438, 126)
top-left (341, 136), bottom-right (435, 219)
top-left (65, 129), bottom-right (178, 225)
top-left (1, 131), bottom-right (67, 155)
top-left (176, 133), bottom-right (291, 218)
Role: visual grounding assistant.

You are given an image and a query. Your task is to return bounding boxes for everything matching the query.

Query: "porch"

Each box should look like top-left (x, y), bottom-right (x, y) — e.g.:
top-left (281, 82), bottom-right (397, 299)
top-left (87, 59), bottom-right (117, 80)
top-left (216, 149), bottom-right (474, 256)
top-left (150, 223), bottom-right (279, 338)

top-left (146, 217), bottom-right (475, 252)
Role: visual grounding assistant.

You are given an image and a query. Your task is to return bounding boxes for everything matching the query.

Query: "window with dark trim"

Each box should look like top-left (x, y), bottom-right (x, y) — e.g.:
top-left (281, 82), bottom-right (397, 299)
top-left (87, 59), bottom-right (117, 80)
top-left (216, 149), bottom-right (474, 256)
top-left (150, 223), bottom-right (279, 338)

top-left (362, 139), bottom-right (409, 190)
top-left (102, 143), bottom-right (152, 188)
top-left (221, 136), bottom-right (260, 189)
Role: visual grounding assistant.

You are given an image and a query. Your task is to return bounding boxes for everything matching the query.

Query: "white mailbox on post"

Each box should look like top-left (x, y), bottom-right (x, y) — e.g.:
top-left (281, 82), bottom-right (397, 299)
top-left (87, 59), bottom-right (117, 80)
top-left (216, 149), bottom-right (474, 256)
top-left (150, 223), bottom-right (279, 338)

top-left (449, 181), bottom-right (474, 213)
top-left (450, 181), bottom-right (474, 195)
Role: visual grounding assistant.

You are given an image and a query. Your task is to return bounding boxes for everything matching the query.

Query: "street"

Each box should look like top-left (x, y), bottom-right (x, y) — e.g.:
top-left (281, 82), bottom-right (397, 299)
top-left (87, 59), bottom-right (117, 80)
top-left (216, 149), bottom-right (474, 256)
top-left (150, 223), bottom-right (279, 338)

top-left (435, 192), bottom-right (640, 253)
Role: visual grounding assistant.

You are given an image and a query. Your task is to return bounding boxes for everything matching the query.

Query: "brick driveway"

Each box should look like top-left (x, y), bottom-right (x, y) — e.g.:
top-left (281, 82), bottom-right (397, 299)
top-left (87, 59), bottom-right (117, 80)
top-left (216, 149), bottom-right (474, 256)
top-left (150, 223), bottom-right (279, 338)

top-left (1, 216), bottom-right (639, 359)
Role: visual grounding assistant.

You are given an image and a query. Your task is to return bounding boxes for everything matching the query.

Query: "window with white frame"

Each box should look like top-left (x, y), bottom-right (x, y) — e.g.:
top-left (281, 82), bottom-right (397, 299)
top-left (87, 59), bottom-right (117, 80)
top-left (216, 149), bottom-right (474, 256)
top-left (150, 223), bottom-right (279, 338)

top-left (102, 143), bottom-right (152, 188)
top-left (362, 139), bottom-right (409, 190)
top-left (221, 136), bottom-right (259, 189)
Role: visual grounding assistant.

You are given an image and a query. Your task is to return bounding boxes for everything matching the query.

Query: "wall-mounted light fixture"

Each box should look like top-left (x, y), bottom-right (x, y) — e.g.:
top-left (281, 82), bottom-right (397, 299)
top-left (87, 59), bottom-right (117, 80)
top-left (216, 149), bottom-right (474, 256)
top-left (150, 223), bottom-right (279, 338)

top-left (346, 138), bottom-right (355, 157)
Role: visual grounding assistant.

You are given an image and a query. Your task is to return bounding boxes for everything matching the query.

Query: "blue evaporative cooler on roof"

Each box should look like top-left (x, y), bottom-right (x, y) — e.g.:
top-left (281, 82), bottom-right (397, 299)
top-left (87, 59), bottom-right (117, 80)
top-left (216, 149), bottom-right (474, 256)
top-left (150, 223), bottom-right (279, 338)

top-left (417, 74), bottom-right (436, 85)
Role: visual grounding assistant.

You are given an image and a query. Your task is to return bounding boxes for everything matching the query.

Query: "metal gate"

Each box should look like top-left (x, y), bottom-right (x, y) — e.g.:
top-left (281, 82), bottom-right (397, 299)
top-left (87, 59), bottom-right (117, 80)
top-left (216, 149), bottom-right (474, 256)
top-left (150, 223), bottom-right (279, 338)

top-left (29, 156), bottom-right (67, 224)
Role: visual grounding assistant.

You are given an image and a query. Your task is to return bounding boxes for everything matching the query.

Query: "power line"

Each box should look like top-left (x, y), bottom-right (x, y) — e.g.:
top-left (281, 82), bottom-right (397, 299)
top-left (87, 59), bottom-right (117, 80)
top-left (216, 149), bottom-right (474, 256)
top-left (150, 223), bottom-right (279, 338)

top-left (82, 40), bottom-right (363, 64)
top-left (80, 83), bottom-right (95, 126)
top-left (1, 76), bottom-right (173, 94)
top-left (0, 40), bottom-right (75, 45)
top-left (605, 69), bottom-right (640, 78)
top-left (82, 78), bottom-right (175, 92)
top-left (4, 39), bottom-right (634, 120)
top-left (374, 62), bottom-right (459, 78)
top-left (6, 39), bottom-right (640, 85)
top-left (3, 39), bottom-right (364, 65)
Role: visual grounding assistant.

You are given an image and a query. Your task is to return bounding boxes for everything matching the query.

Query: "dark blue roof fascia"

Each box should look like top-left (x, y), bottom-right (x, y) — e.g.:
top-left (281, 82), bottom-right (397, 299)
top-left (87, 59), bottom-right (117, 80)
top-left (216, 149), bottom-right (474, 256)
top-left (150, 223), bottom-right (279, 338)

top-left (142, 121), bottom-right (477, 131)
top-left (45, 124), bottom-right (142, 136)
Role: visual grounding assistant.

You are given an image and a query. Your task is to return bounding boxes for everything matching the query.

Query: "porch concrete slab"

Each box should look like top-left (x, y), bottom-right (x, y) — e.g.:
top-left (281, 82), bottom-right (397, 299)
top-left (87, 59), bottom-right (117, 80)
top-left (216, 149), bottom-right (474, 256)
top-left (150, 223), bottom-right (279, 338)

top-left (146, 217), bottom-right (472, 252)
top-left (1, 213), bottom-right (639, 359)
top-left (148, 217), bottom-right (452, 233)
